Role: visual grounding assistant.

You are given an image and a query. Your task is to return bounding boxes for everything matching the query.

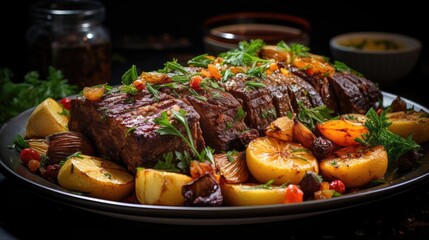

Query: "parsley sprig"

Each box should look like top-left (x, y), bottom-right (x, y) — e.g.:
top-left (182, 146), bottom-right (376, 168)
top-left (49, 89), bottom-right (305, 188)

top-left (356, 108), bottom-right (421, 161)
top-left (296, 102), bottom-right (336, 130)
top-left (154, 109), bottom-right (214, 163)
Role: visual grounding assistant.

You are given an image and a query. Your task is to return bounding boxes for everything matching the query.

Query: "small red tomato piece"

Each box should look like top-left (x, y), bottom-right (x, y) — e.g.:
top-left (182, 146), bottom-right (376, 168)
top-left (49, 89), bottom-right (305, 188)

top-left (190, 76), bottom-right (203, 90)
top-left (285, 184), bottom-right (304, 203)
top-left (20, 148), bottom-right (41, 165)
top-left (28, 160), bottom-right (40, 172)
top-left (133, 79), bottom-right (146, 91)
top-left (329, 180), bottom-right (346, 194)
top-left (59, 97), bottom-right (72, 110)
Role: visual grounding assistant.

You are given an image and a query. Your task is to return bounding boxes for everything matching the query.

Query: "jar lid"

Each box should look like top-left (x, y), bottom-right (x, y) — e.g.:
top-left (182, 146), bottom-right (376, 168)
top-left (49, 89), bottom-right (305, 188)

top-left (30, 0), bottom-right (105, 25)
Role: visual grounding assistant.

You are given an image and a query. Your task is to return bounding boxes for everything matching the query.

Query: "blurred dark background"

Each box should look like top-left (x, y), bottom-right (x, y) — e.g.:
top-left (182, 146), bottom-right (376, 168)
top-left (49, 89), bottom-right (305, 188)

top-left (1, 0), bottom-right (427, 104)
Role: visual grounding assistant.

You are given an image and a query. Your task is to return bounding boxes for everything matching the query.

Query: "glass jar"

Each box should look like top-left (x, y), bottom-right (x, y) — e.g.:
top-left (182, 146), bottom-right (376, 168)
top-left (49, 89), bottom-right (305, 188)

top-left (27, 0), bottom-right (111, 88)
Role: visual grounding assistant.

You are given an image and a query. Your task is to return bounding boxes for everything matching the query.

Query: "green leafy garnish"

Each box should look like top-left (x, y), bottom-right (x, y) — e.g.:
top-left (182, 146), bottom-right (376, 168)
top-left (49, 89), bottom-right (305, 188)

top-left (66, 151), bottom-right (83, 160)
top-left (125, 127), bottom-right (136, 137)
top-left (257, 179), bottom-right (275, 189)
top-left (333, 61), bottom-right (363, 77)
top-left (226, 150), bottom-right (238, 162)
top-left (236, 107), bottom-right (246, 121)
top-left (296, 102), bottom-right (336, 130)
top-left (10, 135), bottom-right (28, 152)
top-left (221, 69), bottom-right (235, 82)
top-left (146, 82), bottom-right (160, 101)
top-left (277, 41), bottom-right (310, 63)
top-left (356, 108), bottom-right (421, 161)
top-left (120, 85), bottom-right (139, 95)
top-left (245, 81), bottom-right (266, 89)
top-left (155, 109), bottom-right (213, 163)
top-left (154, 152), bottom-right (180, 173)
top-left (121, 65), bottom-right (139, 85)
top-left (159, 59), bottom-right (188, 75)
top-left (187, 54), bottom-right (213, 67)
top-left (0, 67), bottom-right (78, 123)
top-left (221, 39), bottom-right (272, 77)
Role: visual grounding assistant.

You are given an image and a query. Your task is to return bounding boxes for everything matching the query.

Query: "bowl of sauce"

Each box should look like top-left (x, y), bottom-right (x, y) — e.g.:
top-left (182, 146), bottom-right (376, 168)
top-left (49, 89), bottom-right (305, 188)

top-left (330, 32), bottom-right (421, 84)
top-left (203, 12), bottom-right (311, 54)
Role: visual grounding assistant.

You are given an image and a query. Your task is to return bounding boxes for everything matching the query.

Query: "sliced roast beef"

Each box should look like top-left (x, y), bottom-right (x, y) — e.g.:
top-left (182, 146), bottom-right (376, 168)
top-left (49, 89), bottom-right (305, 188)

top-left (328, 72), bottom-right (371, 114)
top-left (223, 73), bottom-right (277, 132)
top-left (290, 66), bottom-right (339, 112)
top-left (186, 88), bottom-right (248, 151)
top-left (68, 88), bottom-right (204, 174)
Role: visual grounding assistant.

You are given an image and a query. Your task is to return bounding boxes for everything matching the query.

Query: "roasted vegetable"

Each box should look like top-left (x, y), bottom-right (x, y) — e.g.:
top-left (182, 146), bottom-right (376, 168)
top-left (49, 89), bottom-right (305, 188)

top-left (246, 137), bottom-right (318, 185)
top-left (135, 168), bottom-right (192, 206)
top-left (386, 110), bottom-right (429, 144)
top-left (25, 98), bottom-right (69, 138)
top-left (319, 145), bottom-right (388, 188)
top-left (57, 154), bottom-right (134, 201)
top-left (221, 183), bottom-right (286, 206)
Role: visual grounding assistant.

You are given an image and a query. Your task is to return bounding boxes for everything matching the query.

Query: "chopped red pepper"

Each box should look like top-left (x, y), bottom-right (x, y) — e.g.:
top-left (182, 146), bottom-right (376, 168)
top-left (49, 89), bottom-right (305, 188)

top-left (190, 76), bottom-right (203, 90)
top-left (329, 179), bottom-right (346, 193)
top-left (284, 184), bottom-right (304, 203)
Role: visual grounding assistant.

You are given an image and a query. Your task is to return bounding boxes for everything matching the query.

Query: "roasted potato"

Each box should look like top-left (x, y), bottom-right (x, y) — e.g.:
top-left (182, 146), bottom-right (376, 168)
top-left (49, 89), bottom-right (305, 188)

top-left (57, 154), bottom-right (134, 201)
top-left (221, 183), bottom-right (286, 206)
top-left (135, 168), bottom-right (192, 206)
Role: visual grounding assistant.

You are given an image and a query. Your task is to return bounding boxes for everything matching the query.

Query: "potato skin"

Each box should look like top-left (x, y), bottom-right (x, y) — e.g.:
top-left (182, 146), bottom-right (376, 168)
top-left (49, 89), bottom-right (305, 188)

top-left (57, 155), bottom-right (134, 201)
top-left (135, 169), bottom-right (192, 206)
top-left (221, 183), bottom-right (286, 206)
top-left (319, 145), bottom-right (388, 188)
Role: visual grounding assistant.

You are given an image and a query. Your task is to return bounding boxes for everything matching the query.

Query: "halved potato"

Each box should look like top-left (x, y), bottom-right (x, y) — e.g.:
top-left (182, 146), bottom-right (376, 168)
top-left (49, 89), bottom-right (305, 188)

top-left (57, 154), bottom-right (134, 201)
top-left (25, 98), bottom-right (69, 138)
top-left (135, 168), bottom-right (192, 206)
top-left (221, 183), bottom-right (286, 206)
top-left (246, 137), bottom-right (318, 185)
top-left (319, 145), bottom-right (388, 188)
top-left (387, 111), bottom-right (429, 144)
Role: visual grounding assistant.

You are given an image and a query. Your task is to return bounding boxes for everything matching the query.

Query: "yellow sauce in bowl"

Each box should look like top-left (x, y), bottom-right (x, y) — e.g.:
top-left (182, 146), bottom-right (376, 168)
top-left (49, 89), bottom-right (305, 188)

top-left (340, 38), bottom-right (403, 51)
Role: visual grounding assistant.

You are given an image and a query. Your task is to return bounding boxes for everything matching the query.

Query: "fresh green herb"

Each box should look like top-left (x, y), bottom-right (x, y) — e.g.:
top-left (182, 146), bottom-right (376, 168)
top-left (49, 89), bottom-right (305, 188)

top-left (154, 152), bottom-right (180, 173)
top-left (0, 67), bottom-right (78, 123)
top-left (10, 135), bottom-right (28, 152)
top-left (58, 107), bottom-right (70, 117)
top-left (333, 61), bottom-right (363, 77)
top-left (121, 65), bottom-right (139, 85)
top-left (66, 151), bottom-right (83, 160)
top-left (247, 64), bottom-right (270, 78)
top-left (103, 172), bottom-right (112, 180)
top-left (356, 108), bottom-right (421, 161)
top-left (171, 75), bottom-right (191, 83)
top-left (291, 148), bottom-right (310, 153)
top-left (159, 59), bottom-right (188, 75)
top-left (221, 69), bottom-right (235, 82)
top-left (175, 151), bottom-right (192, 172)
top-left (225, 121), bottom-right (233, 129)
top-left (124, 97), bottom-right (135, 104)
top-left (120, 85), bottom-right (139, 95)
top-left (293, 156), bottom-right (309, 162)
top-left (296, 102), bottom-right (336, 130)
top-left (257, 179), bottom-right (275, 189)
top-left (276, 40), bottom-right (291, 51)
top-left (236, 107), bottom-right (246, 121)
top-left (330, 159), bottom-right (338, 166)
top-left (277, 41), bottom-right (310, 63)
top-left (220, 39), bottom-right (268, 66)
top-left (125, 127), bottom-right (136, 137)
top-left (59, 160), bottom-right (66, 166)
top-left (155, 109), bottom-right (213, 163)
top-left (245, 81), bottom-right (266, 89)
top-left (261, 108), bottom-right (277, 119)
top-left (187, 54), bottom-right (213, 67)
top-left (207, 79), bottom-right (224, 91)
top-left (287, 111), bottom-right (294, 119)
top-left (333, 191), bottom-right (342, 197)
top-left (146, 82), bottom-right (160, 101)
top-left (226, 150), bottom-right (238, 162)
top-left (189, 88), bottom-right (207, 101)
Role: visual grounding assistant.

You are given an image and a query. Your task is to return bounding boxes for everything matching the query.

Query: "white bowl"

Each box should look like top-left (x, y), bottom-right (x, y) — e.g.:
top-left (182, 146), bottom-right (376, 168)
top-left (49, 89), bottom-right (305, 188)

top-left (330, 32), bottom-right (421, 85)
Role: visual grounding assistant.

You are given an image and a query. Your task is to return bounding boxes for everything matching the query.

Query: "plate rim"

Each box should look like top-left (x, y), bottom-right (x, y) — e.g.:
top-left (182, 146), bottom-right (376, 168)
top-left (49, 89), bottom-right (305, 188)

top-left (1, 91), bottom-right (428, 224)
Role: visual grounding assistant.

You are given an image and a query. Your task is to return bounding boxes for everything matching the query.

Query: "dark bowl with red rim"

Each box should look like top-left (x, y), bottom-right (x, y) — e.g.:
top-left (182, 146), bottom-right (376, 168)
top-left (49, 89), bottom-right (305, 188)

top-left (203, 12), bottom-right (311, 54)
